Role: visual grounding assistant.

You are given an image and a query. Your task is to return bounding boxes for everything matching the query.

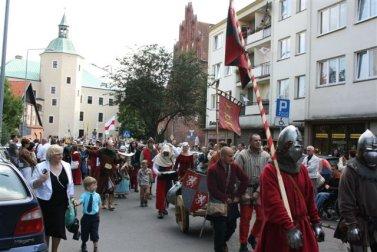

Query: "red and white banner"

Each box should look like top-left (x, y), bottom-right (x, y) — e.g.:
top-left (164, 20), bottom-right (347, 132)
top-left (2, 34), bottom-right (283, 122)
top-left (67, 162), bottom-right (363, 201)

top-left (104, 116), bottom-right (116, 133)
top-left (218, 94), bottom-right (241, 136)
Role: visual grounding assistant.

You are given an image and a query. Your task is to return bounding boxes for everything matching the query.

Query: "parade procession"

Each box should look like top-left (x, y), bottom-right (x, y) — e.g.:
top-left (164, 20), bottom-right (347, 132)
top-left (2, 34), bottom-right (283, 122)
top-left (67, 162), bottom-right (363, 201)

top-left (0, 0), bottom-right (376, 252)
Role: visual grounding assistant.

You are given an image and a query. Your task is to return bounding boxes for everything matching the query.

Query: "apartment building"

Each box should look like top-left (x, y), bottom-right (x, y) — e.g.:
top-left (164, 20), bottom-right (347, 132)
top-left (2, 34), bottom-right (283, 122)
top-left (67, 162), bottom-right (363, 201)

top-left (205, 0), bottom-right (376, 154)
top-left (5, 14), bottom-right (118, 140)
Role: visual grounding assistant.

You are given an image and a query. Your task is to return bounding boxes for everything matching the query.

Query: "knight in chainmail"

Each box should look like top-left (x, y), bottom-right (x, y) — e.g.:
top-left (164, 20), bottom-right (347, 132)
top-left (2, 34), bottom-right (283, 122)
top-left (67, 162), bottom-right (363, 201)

top-left (235, 134), bottom-right (270, 252)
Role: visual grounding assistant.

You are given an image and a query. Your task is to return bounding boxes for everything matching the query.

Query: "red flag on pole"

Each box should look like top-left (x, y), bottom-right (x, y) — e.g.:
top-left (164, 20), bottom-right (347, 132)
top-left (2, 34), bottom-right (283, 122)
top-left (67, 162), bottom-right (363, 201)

top-left (225, 0), bottom-right (251, 89)
top-left (218, 94), bottom-right (241, 136)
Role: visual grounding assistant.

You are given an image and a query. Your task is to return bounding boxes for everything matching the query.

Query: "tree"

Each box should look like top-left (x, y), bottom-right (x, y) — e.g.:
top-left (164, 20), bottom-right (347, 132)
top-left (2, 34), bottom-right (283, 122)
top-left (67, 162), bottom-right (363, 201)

top-left (1, 79), bottom-right (23, 144)
top-left (111, 45), bottom-right (207, 140)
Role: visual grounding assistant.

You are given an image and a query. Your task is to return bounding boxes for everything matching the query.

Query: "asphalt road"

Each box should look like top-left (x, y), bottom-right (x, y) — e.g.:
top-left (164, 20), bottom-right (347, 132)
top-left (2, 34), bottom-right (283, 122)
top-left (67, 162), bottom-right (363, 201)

top-left (60, 185), bottom-right (348, 252)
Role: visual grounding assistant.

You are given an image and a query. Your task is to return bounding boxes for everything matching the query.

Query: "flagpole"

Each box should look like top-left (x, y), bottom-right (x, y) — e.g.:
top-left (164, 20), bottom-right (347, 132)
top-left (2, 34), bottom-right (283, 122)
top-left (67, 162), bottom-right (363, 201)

top-left (215, 80), bottom-right (219, 144)
top-left (230, 0), bottom-right (293, 221)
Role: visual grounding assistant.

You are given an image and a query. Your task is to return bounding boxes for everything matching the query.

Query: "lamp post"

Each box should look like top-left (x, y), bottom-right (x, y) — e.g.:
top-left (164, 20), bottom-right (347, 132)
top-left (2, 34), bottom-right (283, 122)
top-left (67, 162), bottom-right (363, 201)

top-left (0, 0), bottom-right (11, 141)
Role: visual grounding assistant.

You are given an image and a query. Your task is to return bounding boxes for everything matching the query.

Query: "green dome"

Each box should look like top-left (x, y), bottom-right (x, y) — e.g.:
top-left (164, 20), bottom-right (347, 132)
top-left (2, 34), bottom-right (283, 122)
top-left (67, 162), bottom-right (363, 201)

top-left (44, 37), bottom-right (77, 55)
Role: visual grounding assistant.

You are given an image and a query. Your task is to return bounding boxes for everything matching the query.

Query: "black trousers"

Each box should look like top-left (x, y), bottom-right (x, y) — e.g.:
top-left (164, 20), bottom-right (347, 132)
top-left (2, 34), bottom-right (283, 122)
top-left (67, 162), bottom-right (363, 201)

top-left (211, 204), bottom-right (239, 252)
top-left (81, 213), bottom-right (99, 243)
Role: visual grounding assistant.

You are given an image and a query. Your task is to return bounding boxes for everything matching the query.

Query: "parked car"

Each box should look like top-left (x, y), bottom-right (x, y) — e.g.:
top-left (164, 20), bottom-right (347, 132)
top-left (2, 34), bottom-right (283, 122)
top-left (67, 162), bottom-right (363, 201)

top-left (0, 147), bottom-right (47, 251)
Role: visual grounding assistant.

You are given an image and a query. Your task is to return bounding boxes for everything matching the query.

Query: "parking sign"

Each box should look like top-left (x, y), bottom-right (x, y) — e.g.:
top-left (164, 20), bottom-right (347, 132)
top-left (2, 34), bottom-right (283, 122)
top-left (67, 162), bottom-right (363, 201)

top-left (276, 99), bottom-right (290, 118)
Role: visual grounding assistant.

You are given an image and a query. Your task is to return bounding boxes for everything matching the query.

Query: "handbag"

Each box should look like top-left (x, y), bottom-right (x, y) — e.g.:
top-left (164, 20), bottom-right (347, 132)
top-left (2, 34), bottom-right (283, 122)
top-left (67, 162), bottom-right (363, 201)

top-left (70, 160), bottom-right (79, 170)
top-left (206, 165), bottom-right (231, 217)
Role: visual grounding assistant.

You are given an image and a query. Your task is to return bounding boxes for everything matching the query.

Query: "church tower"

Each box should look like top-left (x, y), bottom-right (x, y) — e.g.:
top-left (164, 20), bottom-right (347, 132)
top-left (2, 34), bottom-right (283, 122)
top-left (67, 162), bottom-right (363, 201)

top-left (40, 14), bottom-right (83, 138)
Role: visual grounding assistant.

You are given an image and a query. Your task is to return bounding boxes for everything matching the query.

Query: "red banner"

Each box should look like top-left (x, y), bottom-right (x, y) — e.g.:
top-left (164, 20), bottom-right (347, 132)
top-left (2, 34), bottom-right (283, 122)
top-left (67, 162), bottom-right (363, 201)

top-left (218, 94), bottom-right (241, 136)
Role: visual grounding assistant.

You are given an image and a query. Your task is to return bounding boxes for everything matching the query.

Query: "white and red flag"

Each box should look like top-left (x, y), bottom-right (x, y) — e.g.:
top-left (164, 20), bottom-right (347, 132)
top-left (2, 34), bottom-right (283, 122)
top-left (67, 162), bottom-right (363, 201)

top-left (104, 116), bottom-right (116, 133)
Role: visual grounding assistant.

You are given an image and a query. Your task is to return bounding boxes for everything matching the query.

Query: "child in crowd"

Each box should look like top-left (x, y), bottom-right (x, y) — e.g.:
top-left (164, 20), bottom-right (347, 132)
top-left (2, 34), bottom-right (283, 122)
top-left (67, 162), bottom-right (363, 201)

top-left (137, 160), bottom-right (153, 207)
top-left (75, 176), bottom-right (101, 252)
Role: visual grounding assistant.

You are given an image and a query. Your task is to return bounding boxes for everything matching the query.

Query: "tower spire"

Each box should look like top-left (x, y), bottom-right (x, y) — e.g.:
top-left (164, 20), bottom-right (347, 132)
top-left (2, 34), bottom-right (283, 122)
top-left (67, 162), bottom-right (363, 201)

top-left (58, 13), bottom-right (69, 38)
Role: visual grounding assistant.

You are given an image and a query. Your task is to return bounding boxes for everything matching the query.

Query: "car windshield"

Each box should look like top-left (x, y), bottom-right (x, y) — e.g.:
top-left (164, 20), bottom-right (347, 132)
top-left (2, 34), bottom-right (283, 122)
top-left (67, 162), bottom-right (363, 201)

top-left (0, 165), bottom-right (28, 201)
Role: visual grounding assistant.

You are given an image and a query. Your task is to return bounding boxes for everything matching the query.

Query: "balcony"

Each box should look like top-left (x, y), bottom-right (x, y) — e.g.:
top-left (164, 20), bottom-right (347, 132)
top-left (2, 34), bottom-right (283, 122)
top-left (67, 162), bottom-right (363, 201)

top-left (240, 99), bottom-right (269, 116)
top-left (246, 26), bottom-right (271, 45)
top-left (252, 62), bottom-right (270, 78)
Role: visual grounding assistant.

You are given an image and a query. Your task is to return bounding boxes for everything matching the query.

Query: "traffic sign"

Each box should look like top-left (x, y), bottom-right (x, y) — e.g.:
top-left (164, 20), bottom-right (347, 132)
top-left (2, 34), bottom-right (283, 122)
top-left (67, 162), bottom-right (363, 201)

top-left (276, 99), bottom-right (290, 118)
top-left (123, 130), bottom-right (131, 138)
top-left (274, 117), bottom-right (289, 127)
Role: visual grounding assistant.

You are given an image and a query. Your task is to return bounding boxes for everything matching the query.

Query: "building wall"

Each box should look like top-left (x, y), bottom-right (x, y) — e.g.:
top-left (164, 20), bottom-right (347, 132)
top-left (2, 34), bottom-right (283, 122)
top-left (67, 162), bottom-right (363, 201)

top-left (40, 52), bottom-right (83, 138)
top-left (79, 87), bottom-right (118, 138)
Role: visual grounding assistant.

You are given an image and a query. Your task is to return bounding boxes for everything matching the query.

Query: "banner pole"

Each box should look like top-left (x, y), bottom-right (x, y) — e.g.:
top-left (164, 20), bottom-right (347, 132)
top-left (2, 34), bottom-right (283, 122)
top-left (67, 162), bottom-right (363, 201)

top-left (215, 80), bottom-right (219, 144)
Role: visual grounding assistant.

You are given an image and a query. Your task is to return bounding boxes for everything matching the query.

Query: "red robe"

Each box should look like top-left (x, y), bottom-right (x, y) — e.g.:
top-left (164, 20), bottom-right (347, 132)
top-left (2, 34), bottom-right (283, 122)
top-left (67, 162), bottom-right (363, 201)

top-left (71, 151), bottom-right (82, 185)
top-left (256, 164), bottom-right (320, 252)
top-left (174, 154), bottom-right (194, 179)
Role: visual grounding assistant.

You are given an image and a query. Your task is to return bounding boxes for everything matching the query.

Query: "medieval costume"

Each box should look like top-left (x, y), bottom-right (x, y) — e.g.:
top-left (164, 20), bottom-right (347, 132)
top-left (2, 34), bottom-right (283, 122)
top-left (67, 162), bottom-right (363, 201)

top-left (71, 147), bottom-right (82, 185)
top-left (130, 141), bottom-right (141, 192)
top-left (235, 144), bottom-right (270, 251)
top-left (153, 145), bottom-right (174, 219)
top-left (338, 130), bottom-right (377, 252)
top-left (256, 125), bottom-right (324, 252)
top-left (174, 142), bottom-right (194, 179)
top-left (207, 150), bottom-right (249, 252)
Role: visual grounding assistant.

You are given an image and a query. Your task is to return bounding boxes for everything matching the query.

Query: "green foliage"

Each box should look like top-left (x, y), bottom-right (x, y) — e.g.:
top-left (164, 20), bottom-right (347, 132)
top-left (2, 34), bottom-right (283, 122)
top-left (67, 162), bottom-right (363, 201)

top-left (111, 45), bottom-right (208, 140)
top-left (1, 79), bottom-right (23, 143)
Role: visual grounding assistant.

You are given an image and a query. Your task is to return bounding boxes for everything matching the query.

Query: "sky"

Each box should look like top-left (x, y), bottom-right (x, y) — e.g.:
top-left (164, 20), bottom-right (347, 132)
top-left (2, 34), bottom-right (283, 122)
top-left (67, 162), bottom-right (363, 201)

top-left (0, 0), bottom-right (252, 68)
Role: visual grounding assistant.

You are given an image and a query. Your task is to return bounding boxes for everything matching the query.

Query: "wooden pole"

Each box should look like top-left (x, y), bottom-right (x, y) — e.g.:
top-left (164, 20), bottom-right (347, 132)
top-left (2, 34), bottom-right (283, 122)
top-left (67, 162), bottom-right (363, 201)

top-left (232, 0), bottom-right (293, 221)
top-left (215, 80), bottom-right (219, 144)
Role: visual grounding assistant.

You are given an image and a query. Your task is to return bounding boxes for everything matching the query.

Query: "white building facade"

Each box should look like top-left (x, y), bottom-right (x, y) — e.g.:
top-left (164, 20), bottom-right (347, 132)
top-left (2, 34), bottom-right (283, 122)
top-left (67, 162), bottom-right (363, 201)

top-left (5, 15), bottom-right (118, 140)
top-left (205, 0), bottom-right (377, 154)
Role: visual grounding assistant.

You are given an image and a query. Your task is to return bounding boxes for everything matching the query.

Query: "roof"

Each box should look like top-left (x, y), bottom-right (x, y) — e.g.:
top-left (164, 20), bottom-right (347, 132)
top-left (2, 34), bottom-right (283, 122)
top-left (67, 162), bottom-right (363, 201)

top-left (8, 80), bottom-right (43, 127)
top-left (44, 37), bottom-right (78, 55)
top-left (82, 69), bottom-right (108, 89)
top-left (8, 80), bottom-right (28, 98)
top-left (59, 13), bottom-right (69, 27)
top-left (5, 58), bottom-right (40, 81)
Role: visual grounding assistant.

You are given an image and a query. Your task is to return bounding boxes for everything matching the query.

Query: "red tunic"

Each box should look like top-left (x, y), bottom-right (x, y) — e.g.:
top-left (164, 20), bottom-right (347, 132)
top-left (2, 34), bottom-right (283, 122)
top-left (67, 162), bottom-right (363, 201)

top-left (71, 151), bottom-right (82, 185)
top-left (141, 147), bottom-right (157, 178)
top-left (174, 154), bottom-right (194, 179)
top-left (256, 164), bottom-right (320, 252)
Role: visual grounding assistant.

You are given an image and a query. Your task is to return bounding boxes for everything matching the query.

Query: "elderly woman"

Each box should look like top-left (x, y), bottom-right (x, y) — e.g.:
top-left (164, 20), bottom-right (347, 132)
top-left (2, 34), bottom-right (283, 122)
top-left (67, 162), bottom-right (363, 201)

top-left (153, 145), bottom-right (174, 219)
top-left (30, 144), bottom-right (74, 252)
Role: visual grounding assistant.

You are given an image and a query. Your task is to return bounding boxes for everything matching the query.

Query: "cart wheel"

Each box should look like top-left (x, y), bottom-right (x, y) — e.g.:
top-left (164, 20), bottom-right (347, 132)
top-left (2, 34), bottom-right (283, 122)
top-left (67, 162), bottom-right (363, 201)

top-left (175, 195), bottom-right (189, 233)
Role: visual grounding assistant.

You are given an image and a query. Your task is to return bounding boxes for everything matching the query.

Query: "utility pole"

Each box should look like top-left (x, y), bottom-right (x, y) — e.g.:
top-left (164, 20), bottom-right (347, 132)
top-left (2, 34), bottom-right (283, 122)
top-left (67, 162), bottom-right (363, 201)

top-left (0, 0), bottom-right (10, 140)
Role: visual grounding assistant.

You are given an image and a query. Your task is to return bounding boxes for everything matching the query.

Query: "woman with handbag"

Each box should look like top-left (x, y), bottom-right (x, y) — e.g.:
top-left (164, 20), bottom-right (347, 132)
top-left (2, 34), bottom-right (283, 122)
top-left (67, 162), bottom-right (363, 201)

top-left (29, 144), bottom-right (75, 252)
top-left (207, 146), bottom-right (249, 252)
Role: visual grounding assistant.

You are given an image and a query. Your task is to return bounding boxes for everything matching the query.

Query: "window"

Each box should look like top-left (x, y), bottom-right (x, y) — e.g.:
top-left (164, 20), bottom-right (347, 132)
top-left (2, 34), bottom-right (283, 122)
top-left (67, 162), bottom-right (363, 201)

top-left (320, 2), bottom-right (346, 34)
top-left (279, 37), bottom-right (291, 59)
top-left (49, 116), bottom-right (54, 123)
top-left (79, 111), bottom-right (84, 121)
top-left (98, 133), bottom-right (103, 139)
top-left (80, 95), bottom-right (82, 103)
top-left (278, 79), bottom-right (289, 99)
top-left (298, 0), bottom-right (306, 12)
top-left (52, 99), bottom-right (57, 106)
top-left (213, 63), bottom-right (221, 79)
top-left (211, 94), bottom-right (216, 109)
top-left (87, 96), bottom-right (92, 104)
top-left (224, 66), bottom-right (232, 76)
top-left (295, 75), bottom-right (305, 98)
top-left (51, 86), bottom-right (56, 94)
top-left (99, 97), bottom-right (103, 105)
top-left (213, 33), bottom-right (223, 50)
top-left (66, 77), bottom-right (71, 84)
top-left (280, 0), bottom-right (291, 20)
top-left (358, 0), bottom-right (377, 21)
top-left (79, 129), bottom-right (84, 138)
top-left (52, 61), bottom-right (58, 68)
top-left (297, 32), bottom-right (306, 54)
top-left (319, 56), bottom-right (346, 85)
top-left (98, 113), bottom-right (103, 122)
top-left (356, 47), bottom-right (377, 80)
top-left (109, 99), bottom-right (114, 106)
top-left (78, 65), bottom-right (81, 71)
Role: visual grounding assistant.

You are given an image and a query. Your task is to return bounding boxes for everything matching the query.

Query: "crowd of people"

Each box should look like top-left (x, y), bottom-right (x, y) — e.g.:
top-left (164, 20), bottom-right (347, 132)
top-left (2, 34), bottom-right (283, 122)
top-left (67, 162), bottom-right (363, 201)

top-left (5, 127), bottom-right (377, 252)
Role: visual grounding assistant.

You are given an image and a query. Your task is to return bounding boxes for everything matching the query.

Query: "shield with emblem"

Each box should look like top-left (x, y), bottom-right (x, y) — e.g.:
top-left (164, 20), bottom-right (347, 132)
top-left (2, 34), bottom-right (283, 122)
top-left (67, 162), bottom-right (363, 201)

top-left (181, 170), bottom-right (208, 212)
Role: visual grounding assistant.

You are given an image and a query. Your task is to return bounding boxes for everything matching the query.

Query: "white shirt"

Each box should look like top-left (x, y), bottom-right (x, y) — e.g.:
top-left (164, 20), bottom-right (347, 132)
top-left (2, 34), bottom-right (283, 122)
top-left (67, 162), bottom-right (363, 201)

top-left (302, 154), bottom-right (321, 179)
top-left (36, 143), bottom-right (50, 161)
top-left (30, 160), bottom-right (74, 201)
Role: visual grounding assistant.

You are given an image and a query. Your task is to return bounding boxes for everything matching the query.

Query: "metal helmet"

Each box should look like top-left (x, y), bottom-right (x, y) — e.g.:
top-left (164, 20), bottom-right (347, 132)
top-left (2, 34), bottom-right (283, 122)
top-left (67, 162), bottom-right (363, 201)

top-left (276, 125), bottom-right (303, 173)
top-left (357, 130), bottom-right (377, 169)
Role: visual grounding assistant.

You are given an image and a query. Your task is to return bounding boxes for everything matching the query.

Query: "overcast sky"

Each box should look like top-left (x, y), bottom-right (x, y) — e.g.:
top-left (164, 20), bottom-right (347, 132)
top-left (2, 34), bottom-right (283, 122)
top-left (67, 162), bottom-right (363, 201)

top-left (0, 0), bottom-right (252, 68)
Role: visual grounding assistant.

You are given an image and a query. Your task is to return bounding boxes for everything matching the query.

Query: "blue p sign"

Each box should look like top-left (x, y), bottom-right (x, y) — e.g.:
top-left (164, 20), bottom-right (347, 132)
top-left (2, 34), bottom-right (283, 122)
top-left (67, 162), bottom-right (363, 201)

top-left (276, 99), bottom-right (290, 118)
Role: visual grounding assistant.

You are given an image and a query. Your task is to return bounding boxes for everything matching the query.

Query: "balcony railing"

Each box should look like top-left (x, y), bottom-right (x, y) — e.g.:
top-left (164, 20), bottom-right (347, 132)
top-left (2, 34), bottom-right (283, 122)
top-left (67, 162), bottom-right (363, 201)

top-left (240, 99), bottom-right (269, 116)
top-left (246, 26), bottom-right (271, 45)
top-left (252, 62), bottom-right (270, 78)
